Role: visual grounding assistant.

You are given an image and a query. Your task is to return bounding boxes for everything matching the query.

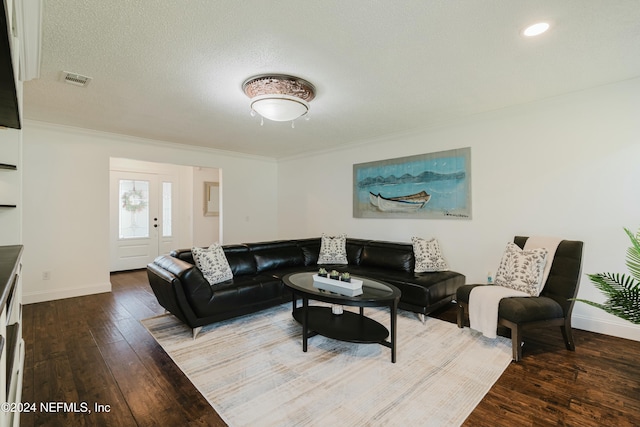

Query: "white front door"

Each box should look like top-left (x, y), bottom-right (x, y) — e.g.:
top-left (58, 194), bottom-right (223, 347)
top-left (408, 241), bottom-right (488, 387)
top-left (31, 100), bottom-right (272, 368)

top-left (110, 171), bottom-right (176, 271)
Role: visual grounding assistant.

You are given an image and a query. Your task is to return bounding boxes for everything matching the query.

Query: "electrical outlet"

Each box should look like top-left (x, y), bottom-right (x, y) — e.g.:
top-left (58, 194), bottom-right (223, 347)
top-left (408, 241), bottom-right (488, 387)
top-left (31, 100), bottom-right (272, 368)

top-left (42, 271), bottom-right (51, 280)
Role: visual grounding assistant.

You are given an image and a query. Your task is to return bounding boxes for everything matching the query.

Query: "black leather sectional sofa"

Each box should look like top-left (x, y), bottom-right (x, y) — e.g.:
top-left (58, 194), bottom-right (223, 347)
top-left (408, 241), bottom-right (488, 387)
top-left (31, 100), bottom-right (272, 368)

top-left (147, 237), bottom-right (466, 337)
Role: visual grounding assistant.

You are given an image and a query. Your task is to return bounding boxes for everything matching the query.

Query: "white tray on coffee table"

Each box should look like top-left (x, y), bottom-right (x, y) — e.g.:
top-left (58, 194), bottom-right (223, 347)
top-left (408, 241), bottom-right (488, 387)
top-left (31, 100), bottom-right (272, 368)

top-left (312, 274), bottom-right (363, 296)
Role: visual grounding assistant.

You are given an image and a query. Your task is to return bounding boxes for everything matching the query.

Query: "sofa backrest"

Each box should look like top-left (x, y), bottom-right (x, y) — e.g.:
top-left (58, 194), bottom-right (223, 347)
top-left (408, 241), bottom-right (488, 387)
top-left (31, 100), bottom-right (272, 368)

top-left (346, 238), bottom-right (370, 265)
top-left (223, 245), bottom-right (256, 276)
top-left (170, 248), bottom-right (196, 264)
top-left (169, 237), bottom-right (416, 276)
top-left (359, 240), bottom-right (415, 272)
top-left (246, 240), bottom-right (306, 273)
top-left (296, 238), bottom-right (322, 265)
top-left (171, 245), bottom-right (258, 276)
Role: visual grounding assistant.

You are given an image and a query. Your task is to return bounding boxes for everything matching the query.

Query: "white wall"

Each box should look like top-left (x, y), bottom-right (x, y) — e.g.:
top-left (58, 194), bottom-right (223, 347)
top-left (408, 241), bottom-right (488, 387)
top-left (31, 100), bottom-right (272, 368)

top-left (22, 122), bottom-right (278, 303)
top-left (277, 77), bottom-right (640, 341)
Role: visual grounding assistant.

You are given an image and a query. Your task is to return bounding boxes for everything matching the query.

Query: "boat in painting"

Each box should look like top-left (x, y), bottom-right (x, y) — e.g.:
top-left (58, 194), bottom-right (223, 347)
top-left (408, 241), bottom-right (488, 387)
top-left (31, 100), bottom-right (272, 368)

top-left (369, 190), bottom-right (431, 212)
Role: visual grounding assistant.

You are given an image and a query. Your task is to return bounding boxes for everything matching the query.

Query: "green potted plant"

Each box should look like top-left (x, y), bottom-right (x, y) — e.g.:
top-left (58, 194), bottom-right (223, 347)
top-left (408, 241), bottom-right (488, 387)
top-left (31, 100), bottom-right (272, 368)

top-left (330, 270), bottom-right (340, 280)
top-left (340, 272), bottom-right (351, 282)
top-left (317, 267), bottom-right (328, 277)
top-left (574, 227), bottom-right (640, 324)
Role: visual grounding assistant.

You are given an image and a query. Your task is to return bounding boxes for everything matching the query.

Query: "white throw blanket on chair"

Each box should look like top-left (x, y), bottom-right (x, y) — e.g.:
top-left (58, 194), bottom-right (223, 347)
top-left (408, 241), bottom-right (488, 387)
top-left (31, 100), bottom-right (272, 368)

top-left (469, 236), bottom-right (563, 338)
top-left (469, 286), bottom-right (528, 338)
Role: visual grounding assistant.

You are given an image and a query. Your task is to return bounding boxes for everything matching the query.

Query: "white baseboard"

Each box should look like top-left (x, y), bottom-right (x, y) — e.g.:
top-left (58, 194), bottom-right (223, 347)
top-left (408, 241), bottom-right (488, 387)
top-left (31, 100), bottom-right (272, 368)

top-left (573, 314), bottom-right (640, 342)
top-left (22, 282), bottom-right (112, 304)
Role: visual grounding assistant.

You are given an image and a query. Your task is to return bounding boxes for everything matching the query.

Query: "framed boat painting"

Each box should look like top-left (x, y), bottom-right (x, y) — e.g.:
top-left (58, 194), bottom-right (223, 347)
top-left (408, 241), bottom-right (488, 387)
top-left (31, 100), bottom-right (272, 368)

top-left (353, 147), bottom-right (471, 219)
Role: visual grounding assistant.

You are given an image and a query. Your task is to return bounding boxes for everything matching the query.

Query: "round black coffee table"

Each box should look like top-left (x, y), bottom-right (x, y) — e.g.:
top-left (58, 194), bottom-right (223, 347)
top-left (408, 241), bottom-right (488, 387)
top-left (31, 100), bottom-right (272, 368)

top-left (282, 272), bottom-right (401, 363)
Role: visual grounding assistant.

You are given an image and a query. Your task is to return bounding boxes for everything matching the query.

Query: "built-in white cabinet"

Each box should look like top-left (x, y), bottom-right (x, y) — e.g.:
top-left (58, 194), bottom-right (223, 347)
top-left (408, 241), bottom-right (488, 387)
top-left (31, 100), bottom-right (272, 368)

top-left (0, 0), bottom-right (24, 247)
top-left (0, 164), bottom-right (18, 209)
top-left (0, 245), bottom-right (23, 427)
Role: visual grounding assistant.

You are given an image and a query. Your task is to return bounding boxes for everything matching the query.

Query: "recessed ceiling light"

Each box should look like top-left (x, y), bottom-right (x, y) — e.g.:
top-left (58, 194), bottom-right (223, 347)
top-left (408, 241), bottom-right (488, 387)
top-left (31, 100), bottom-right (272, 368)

top-left (522, 22), bottom-right (550, 37)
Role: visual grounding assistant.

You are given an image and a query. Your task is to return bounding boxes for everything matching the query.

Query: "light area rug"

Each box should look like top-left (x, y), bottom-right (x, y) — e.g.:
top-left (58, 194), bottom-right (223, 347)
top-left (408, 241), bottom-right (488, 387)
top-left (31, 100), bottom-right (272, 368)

top-left (142, 304), bottom-right (512, 427)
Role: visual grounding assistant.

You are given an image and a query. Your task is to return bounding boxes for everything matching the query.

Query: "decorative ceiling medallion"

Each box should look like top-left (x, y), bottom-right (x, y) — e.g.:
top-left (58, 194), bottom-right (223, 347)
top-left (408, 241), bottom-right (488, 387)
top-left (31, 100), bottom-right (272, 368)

top-left (242, 74), bottom-right (316, 123)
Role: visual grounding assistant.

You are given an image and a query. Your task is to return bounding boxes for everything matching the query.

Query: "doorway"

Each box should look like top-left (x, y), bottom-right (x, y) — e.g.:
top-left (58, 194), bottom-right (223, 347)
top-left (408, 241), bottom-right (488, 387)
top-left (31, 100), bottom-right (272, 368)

top-left (109, 158), bottom-right (221, 271)
top-left (110, 170), bottom-right (177, 271)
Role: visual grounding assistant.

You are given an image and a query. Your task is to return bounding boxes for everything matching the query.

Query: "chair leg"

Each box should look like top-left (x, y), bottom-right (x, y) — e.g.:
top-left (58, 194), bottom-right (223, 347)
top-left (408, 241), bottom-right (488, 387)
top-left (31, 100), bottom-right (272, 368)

top-left (456, 303), bottom-right (465, 328)
top-left (561, 318), bottom-right (576, 351)
top-left (510, 324), bottom-right (523, 362)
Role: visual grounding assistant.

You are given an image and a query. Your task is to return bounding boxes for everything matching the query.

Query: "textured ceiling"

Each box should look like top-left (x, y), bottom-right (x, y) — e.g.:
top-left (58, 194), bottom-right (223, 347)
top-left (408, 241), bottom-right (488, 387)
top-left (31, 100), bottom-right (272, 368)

top-left (23, 0), bottom-right (640, 159)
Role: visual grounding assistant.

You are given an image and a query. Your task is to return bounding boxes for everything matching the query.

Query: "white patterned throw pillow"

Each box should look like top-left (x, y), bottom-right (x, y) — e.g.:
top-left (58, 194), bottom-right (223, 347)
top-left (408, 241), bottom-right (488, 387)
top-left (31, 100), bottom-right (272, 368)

top-left (192, 243), bottom-right (233, 286)
top-left (412, 237), bottom-right (449, 272)
top-left (494, 242), bottom-right (548, 296)
top-left (317, 234), bottom-right (348, 265)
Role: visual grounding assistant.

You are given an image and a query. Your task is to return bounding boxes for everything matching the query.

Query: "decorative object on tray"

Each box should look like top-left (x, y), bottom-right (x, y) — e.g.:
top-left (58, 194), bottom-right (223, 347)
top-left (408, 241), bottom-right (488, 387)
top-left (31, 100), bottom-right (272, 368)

top-left (317, 267), bottom-right (328, 277)
top-left (340, 272), bottom-right (351, 282)
top-left (313, 274), bottom-right (363, 297)
top-left (329, 270), bottom-right (340, 280)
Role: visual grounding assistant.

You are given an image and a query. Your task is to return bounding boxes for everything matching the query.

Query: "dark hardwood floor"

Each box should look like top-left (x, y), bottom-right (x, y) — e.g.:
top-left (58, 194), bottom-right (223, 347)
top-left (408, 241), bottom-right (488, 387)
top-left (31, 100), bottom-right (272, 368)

top-left (21, 270), bottom-right (640, 426)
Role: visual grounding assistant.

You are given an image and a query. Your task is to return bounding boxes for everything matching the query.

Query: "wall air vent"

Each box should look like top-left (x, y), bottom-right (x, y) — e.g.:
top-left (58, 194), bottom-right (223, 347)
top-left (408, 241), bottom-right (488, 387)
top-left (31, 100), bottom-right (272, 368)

top-left (61, 71), bottom-right (92, 87)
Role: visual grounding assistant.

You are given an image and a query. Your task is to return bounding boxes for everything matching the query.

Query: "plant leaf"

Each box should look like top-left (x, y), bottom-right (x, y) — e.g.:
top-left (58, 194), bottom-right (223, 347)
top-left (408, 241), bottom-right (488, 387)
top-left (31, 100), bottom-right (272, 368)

top-left (574, 229), bottom-right (640, 325)
top-left (624, 228), bottom-right (640, 282)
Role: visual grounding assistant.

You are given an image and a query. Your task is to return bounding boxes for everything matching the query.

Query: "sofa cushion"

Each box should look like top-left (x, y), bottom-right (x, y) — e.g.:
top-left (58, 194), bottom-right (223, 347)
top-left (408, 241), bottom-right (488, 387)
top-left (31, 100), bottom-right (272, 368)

top-left (223, 245), bottom-right (257, 276)
top-left (248, 241), bottom-right (306, 273)
top-left (318, 234), bottom-right (348, 265)
top-left (188, 274), bottom-right (284, 318)
top-left (411, 237), bottom-right (449, 272)
top-left (495, 242), bottom-right (548, 296)
top-left (345, 265), bottom-right (465, 309)
top-left (498, 296), bottom-right (564, 323)
top-left (297, 238), bottom-right (321, 265)
top-left (359, 241), bottom-right (414, 272)
top-left (192, 244), bottom-right (233, 285)
top-left (346, 238), bottom-right (368, 265)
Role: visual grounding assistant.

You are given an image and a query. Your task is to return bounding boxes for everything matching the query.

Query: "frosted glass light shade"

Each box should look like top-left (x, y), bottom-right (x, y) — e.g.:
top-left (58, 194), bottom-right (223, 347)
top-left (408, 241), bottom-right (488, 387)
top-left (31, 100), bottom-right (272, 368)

top-left (250, 95), bottom-right (309, 122)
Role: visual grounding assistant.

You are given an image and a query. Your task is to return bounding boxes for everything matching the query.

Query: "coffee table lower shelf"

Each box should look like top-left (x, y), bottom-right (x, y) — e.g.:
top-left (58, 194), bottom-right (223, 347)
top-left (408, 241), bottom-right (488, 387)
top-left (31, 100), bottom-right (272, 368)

top-left (292, 306), bottom-right (389, 344)
top-left (292, 306), bottom-right (396, 363)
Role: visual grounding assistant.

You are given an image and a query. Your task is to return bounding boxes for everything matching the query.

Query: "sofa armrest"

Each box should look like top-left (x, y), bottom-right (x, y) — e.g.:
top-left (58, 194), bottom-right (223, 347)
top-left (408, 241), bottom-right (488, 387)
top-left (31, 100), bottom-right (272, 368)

top-left (147, 261), bottom-right (191, 325)
top-left (147, 255), bottom-right (211, 327)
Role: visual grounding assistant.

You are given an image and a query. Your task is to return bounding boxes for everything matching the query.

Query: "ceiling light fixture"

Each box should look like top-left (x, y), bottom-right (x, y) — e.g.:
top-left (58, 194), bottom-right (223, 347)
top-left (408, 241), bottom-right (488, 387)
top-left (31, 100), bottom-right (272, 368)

top-left (522, 22), bottom-right (550, 37)
top-left (242, 74), bottom-right (315, 124)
